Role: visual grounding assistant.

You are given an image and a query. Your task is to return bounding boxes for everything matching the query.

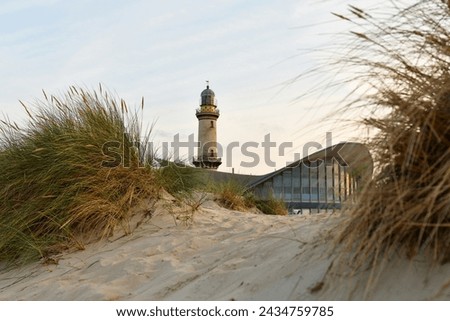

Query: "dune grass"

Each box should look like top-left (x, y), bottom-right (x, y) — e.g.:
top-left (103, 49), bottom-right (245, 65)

top-left (213, 180), bottom-right (254, 211)
top-left (156, 160), bottom-right (203, 197)
top-left (332, 1), bottom-right (450, 269)
top-left (0, 86), bottom-right (159, 264)
top-left (254, 198), bottom-right (288, 216)
top-left (213, 180), bottom-right (287, 215)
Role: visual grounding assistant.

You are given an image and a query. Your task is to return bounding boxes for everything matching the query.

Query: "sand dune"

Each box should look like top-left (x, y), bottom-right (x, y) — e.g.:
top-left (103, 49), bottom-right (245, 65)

top-left (0, 197), bottom-right (448, 300)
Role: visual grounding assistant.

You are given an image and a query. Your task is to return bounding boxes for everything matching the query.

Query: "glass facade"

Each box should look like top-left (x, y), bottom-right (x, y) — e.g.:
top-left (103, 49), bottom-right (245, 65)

top-left (252, 159), bottom-right (358, 210)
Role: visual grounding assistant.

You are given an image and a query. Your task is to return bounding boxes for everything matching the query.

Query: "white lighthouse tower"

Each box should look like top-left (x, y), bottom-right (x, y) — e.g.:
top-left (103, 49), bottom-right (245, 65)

top-left (193, 82), bottom-right (222, 170)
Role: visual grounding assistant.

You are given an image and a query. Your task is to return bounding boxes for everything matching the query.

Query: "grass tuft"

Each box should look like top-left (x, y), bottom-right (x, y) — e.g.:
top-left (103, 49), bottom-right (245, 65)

top-left (255, 198), bottom-right (288, 216)
top-left (0, 86), bottom-right (158, 264)
top-left (213, 180), bottom-right (287, 215)
top-left (157, 161), bottom-right (202, 196)
top-left (332, 1), bottom-right (450, 270)
top-left (213, 180), bottom-right (255, 211)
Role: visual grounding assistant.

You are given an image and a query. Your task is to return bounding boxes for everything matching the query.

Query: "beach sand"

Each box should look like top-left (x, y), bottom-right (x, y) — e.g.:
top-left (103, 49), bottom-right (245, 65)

top-left (0, 196), bottom-right (449, 300)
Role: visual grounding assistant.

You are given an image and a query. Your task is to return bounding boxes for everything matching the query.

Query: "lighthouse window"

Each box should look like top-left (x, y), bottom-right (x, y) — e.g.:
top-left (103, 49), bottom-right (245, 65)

top-left (210, 121), bottom-right (214, 128)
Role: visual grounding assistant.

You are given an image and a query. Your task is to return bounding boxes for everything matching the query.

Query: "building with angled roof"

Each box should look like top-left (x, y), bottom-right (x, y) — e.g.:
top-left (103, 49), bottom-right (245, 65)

top-left (247, 142), bottom-right (373, 212)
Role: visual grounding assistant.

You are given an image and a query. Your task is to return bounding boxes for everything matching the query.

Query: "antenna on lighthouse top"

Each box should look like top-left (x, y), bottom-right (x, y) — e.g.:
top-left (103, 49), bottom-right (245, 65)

top-left (206, 80), bottom-right (209, 89)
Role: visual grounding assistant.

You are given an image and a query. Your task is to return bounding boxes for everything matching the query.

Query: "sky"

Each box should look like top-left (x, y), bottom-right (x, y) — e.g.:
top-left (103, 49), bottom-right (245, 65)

top-left (0, 0), bottom-right (391, 174)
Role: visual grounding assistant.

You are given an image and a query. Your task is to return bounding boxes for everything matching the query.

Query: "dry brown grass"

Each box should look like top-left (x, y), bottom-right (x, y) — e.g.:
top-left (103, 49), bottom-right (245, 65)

top-left (214, 180), bottom-right (253, 211)
top-left (255, 198), bottom-right (288, 216)
top-left (213, 180), bottom-right (287, 215)
top-left (332, 0), bottom-right (450, 270)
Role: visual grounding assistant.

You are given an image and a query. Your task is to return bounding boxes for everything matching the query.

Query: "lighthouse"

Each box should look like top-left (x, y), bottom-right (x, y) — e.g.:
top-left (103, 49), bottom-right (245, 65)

top-left (193, 82), bottom-right (222, 170)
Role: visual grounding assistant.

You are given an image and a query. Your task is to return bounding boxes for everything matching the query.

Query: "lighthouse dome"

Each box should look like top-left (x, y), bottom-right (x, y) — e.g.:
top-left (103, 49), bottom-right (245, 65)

top-left (200, 85), bottom-right (216, 106)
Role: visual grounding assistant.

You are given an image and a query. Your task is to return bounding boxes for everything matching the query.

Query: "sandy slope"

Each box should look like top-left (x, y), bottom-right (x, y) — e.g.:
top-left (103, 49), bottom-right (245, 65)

top-left (0, 197), bottom-right (449, 300)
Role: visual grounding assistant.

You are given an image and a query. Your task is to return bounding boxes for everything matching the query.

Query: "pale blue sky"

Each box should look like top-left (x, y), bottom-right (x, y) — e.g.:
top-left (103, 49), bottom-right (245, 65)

top-left (0, 0), bottom-right (392, 174)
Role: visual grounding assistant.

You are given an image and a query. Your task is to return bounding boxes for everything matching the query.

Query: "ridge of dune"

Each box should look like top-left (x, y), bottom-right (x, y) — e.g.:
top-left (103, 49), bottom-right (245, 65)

top-left (0, 197), bottom-right (448, 300)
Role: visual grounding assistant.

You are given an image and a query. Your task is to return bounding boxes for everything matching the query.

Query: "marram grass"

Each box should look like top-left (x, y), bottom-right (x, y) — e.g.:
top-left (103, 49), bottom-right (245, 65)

top-left (332, 0), bottom-right (450, 270)
top-left (214, 180), bottom-right (287, 215)
top-left (0, 86), bottom-right (158, 264)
